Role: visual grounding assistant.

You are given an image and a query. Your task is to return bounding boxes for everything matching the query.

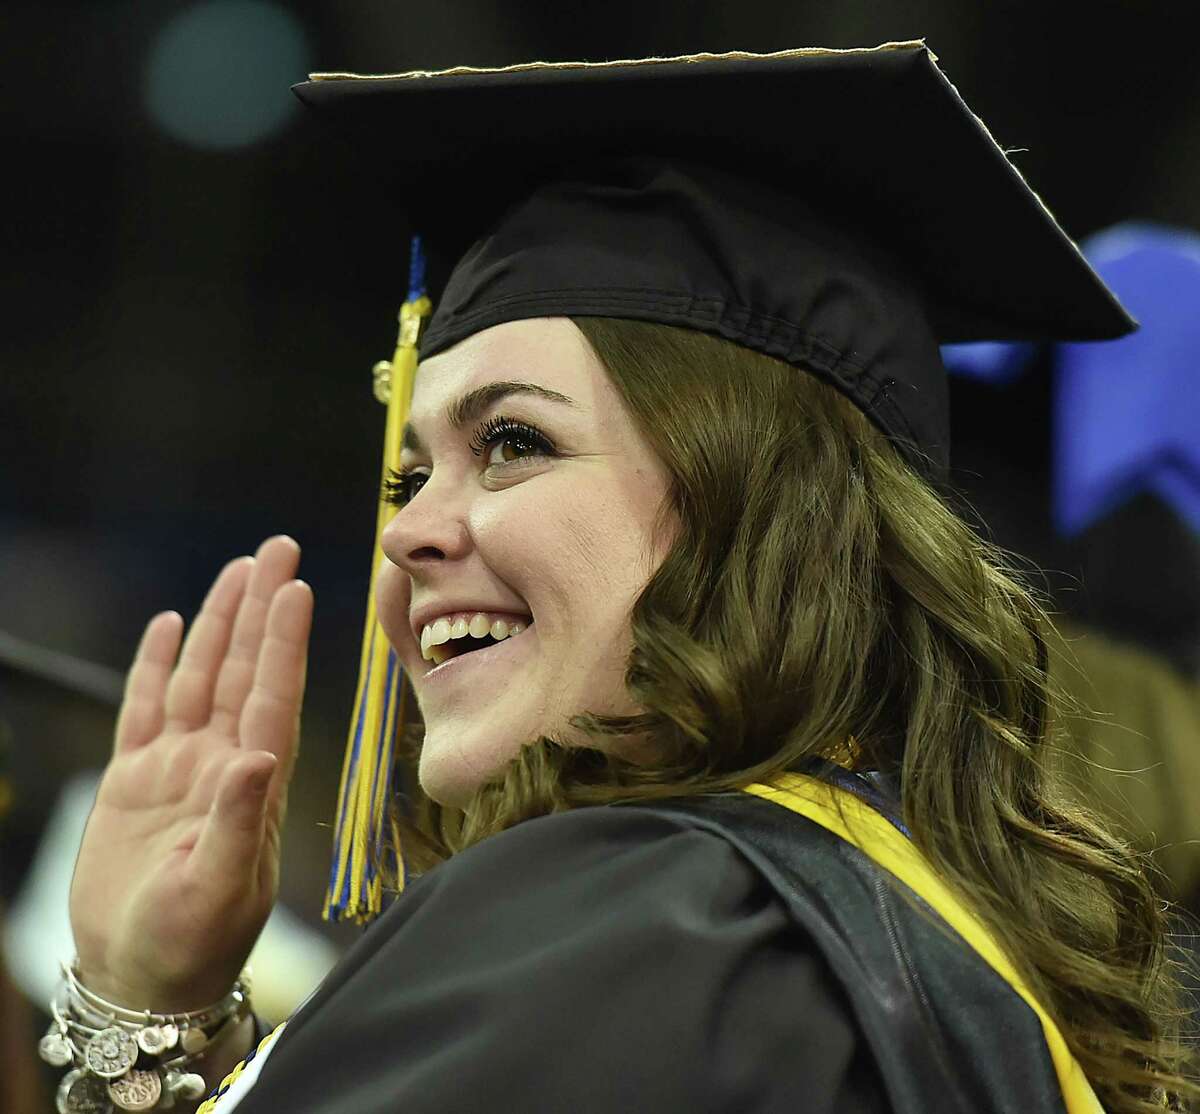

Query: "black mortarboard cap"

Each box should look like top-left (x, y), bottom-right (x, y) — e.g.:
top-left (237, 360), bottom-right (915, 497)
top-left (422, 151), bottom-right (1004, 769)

top-left (294, 41), bottom-right (1136, 484)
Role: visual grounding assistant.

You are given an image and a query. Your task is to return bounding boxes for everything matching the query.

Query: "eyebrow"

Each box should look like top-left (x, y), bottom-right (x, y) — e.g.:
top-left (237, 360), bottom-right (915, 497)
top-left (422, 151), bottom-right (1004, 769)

top-left (401, 380), bottom-right (582, 454)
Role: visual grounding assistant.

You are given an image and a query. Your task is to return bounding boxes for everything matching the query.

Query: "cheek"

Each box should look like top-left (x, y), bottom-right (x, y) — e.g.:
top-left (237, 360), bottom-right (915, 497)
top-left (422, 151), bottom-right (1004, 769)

top-left (376, 471), bottom-right (667, 666)
top-left (549, 486), bottom-right (661, 591)
top-left (470, 480), bottom-right (597, 578)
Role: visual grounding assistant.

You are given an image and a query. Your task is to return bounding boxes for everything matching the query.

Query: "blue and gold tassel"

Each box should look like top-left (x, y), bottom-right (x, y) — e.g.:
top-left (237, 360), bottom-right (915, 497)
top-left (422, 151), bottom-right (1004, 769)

top-left (324, 236), bottom-right (433, 924)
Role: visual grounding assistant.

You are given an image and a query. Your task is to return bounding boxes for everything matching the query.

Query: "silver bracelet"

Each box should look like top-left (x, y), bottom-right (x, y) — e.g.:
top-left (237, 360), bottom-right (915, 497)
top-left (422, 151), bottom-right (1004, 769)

top-left (40, 958), bottom-right (252, 1112)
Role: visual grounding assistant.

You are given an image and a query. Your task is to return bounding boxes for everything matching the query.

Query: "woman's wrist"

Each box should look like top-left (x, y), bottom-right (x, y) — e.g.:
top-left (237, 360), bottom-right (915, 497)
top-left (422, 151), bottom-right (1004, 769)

top-left (76, 959), bottom-right (244, 1018)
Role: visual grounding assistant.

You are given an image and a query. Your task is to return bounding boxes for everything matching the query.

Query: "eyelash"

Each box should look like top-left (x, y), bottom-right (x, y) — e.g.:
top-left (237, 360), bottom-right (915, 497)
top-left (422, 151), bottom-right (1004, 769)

top-left (382, 414), bottom-right (556, 506)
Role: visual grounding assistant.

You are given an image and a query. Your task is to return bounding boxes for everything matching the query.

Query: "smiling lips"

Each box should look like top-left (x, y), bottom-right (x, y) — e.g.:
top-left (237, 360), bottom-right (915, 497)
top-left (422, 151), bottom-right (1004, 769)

top-left (420, 611), bottom-right (533, 666)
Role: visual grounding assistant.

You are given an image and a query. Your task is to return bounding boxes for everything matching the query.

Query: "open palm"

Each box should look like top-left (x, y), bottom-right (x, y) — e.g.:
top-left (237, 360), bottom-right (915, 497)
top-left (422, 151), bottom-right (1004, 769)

top-left (69, 536), bottom-right (313, 1012)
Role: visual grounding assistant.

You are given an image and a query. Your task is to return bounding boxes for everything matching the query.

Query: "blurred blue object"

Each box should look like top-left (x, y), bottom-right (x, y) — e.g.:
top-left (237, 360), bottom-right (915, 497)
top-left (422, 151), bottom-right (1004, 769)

top-left (942, 222), bottom-right (1199, 538)
top-left (941, 339), bottom-right (1036, 383)
top-left (1054, 223), bottom-right (1200, 537)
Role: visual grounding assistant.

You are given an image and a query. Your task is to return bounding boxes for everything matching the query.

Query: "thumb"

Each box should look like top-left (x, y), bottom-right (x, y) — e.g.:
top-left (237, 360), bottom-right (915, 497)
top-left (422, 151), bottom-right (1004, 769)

top-left (191, 753), bottom-right (278, 893)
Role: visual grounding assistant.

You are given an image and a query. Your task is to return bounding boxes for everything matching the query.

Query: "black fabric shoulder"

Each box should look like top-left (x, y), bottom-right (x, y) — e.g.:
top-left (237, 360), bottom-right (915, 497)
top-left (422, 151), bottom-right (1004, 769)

top-left (629, 793), bottom-right (1069, 1114)
top-left (245, 805), bottom-right (890, 1113)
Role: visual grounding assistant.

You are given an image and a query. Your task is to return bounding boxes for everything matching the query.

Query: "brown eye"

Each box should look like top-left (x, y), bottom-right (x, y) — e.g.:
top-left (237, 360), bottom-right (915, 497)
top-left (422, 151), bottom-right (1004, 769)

top-left (487, 429), bottom-right (545, 465)
top-left (469, 416), bottom-right (555, 466)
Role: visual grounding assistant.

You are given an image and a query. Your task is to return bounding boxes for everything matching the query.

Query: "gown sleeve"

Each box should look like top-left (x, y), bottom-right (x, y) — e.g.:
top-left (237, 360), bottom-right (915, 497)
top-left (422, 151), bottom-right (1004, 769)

top-left (243, 804), bottom-right (891, 1113)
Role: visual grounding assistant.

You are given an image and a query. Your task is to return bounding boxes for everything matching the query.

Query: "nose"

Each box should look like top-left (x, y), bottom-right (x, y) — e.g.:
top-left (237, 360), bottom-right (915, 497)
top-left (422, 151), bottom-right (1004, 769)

top-left (380, 483), bottom-right (472, 573)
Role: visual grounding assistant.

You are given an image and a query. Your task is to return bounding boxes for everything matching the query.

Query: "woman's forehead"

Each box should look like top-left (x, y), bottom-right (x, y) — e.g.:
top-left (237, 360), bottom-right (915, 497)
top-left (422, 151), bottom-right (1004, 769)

top-left (410, 318), bottom-right (605, 415)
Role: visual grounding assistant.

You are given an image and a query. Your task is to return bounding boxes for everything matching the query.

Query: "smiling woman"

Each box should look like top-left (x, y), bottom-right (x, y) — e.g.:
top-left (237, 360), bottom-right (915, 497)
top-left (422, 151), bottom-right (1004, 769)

top-left (58, 43), bottom-right (1198, 1114)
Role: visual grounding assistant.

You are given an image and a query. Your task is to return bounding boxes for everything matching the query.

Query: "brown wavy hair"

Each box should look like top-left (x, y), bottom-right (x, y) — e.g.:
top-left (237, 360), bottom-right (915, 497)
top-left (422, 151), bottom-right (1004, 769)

top-left (387, 316), bottom-right (1198, 1112)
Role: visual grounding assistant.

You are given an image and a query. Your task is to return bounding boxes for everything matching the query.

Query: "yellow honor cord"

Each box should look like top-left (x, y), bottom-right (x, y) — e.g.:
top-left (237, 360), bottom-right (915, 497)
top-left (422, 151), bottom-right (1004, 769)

top-left (194, 1020), bottom-right (289, 1113)
top-left (323, 293), bottom-right (432, 924)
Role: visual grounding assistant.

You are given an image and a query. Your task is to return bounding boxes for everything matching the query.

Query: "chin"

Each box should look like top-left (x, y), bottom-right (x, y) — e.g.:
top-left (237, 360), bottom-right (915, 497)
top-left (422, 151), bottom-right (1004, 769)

top-left (417, 729), bottom-right (520, 811)
top-left (416, 767), bottom-right (472, 811)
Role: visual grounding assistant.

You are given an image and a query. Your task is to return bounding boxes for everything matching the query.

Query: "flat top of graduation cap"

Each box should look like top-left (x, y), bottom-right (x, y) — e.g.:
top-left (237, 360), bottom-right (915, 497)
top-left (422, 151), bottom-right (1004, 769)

top-left (294, 41), bottom-right (1133, 343)
top-left (292, 42), bottom-right (1135, 482)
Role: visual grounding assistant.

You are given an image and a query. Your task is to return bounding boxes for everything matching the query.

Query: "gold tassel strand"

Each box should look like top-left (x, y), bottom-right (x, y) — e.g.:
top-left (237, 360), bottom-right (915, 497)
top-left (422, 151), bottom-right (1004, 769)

top-left (324, 236), bottom-right (432, 924)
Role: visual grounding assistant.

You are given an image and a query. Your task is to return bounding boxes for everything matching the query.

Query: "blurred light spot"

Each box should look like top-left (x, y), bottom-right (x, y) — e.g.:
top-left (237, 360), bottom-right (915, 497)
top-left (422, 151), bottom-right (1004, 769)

top-left (144, 1), bottom-right (310, 150)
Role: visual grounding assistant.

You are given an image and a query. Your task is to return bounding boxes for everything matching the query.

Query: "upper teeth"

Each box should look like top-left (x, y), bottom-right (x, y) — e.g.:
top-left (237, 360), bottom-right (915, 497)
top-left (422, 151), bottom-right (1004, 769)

top-left (420, 612), bottom-right (531, 662)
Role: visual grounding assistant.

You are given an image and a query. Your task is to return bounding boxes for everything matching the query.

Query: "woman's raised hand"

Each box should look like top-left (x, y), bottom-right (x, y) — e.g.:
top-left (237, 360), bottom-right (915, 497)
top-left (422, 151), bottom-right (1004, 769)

top-left (69, 536), bottom-right (313, 1012)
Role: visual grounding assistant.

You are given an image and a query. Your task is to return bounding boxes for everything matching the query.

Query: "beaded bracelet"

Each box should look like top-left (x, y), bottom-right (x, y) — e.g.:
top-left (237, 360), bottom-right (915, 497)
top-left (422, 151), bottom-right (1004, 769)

top-left (40, 959), bottom-right (252, 1112)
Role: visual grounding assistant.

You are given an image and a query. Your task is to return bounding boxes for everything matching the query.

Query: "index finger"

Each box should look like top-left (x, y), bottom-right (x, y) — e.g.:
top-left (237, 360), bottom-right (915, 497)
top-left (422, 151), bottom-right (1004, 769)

top-left (208, 536), bottom-right (301, 739)
top-left (237, 579), bottom-right (314, 805)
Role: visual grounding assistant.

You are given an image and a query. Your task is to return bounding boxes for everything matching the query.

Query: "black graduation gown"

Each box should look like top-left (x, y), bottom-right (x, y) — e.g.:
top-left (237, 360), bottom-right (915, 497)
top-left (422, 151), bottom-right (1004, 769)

top-left (223, 784), bottom-right (1071, 1113)
top-left (235, 803), bottom-right (891, 1112)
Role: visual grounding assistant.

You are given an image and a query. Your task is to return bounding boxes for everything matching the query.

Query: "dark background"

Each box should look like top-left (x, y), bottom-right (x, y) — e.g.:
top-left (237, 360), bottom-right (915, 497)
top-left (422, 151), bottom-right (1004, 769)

top-left (2, 0), bottom-right (1198, 946)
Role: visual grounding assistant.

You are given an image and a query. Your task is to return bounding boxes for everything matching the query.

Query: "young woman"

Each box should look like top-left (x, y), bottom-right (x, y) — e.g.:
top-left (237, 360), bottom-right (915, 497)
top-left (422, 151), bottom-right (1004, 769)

top-left (59, 44), bottom-right (1196, 1113)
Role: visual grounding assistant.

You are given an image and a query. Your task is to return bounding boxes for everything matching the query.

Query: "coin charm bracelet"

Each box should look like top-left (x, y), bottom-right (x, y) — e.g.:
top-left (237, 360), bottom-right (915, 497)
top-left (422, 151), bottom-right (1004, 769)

top-left (39, 960), bottom-right (252, 1113)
